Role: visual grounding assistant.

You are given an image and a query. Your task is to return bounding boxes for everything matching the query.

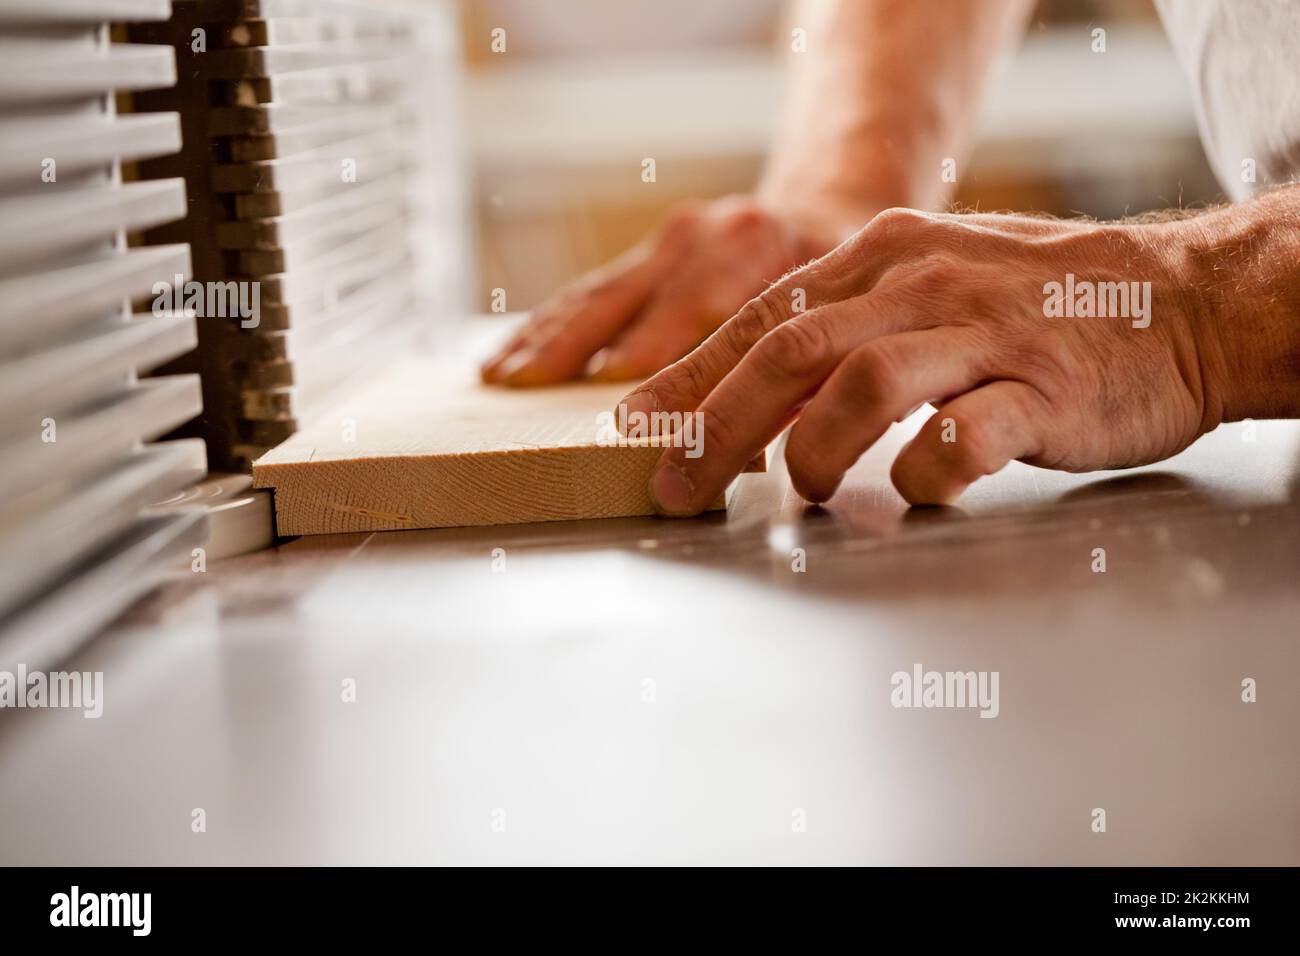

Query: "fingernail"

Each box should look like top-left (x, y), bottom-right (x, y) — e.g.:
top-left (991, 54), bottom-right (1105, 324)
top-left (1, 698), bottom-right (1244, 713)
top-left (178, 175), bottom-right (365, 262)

top-left (649, 462), bottom-right (693, 514)
top-left (585, 349), bottom-right (615, 380)
top-left (615, 388), bottom-right (657, 435)
top-left (589, 349), bottom-right (637, 382)
top-left (585, 350), bottom-right (611, 379)
top-left (500, 351), bottom-right (541, 385)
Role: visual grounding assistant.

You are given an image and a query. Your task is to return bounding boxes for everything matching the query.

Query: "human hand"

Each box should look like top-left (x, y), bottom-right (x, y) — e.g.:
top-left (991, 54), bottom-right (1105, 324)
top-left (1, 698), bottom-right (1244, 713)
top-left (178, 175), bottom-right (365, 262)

top-left (619, 201), bottom-right (1298, 512)
top-left (480, 197), bottom-right (837, 386)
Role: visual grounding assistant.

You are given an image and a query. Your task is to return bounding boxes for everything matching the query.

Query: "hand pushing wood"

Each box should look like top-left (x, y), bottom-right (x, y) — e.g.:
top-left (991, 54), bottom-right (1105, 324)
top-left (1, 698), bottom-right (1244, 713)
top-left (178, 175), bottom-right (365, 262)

top-left (620, 196), bottom-right (1300, 512)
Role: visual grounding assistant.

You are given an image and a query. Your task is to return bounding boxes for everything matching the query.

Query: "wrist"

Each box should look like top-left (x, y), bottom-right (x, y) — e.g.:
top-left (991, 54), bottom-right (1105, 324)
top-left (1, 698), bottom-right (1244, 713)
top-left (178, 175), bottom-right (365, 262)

top-left (757, 117), bottom-right (954, 245)
top-left (1172, 192), bottom-right (1300, 426)
top-left (756, 174), bottom-right (909, 250)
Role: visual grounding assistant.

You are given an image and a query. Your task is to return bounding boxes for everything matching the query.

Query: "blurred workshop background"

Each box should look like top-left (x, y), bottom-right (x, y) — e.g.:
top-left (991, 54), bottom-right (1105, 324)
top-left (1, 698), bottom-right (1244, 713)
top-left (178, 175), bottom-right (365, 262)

top-left (445, 0), bottom-right (1218, 311)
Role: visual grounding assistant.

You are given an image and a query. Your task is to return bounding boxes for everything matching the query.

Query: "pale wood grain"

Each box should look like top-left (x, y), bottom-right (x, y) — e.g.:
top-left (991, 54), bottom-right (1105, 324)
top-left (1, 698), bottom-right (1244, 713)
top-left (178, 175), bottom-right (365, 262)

top-left (253, 358), bottom-right (759, 534)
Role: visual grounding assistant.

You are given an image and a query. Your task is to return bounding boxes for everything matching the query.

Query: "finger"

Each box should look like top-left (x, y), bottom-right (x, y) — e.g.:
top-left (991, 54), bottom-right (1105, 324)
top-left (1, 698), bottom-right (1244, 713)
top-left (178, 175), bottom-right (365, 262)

top-left (585, 293), bottom-right (725, 382)
top-left (482, 258), bottom-right (656, 385)
top-left (619, 289), bottom-right (792, 419)
top-left (482, 233), bottom-right (682, 385)
top-left (480, 305), bottom-right (569, 382)
top-left (889, 380), bottom-right (1047, 505)
top-left (783, 328), bottom-right (992, 503)
top-left (589, 221), bottom-right (796, 382)
top-left (644, 295), bottom-right (933, 516)
top-left (587, 246), bottom-right (773, 381)
top-left (480, 306), bottom-right (578, 382)
top-left (620, 208), bottom-right (955, 415)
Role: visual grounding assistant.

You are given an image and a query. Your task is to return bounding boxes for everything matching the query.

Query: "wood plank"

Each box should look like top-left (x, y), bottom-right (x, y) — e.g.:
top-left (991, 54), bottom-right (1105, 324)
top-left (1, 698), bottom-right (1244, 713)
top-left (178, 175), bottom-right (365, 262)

top-left (253, 359), bottom-right (762, 534)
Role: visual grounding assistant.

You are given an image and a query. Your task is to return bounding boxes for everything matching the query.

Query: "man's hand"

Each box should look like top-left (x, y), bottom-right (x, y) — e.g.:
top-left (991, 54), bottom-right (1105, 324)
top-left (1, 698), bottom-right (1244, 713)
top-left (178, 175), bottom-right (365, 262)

top-left (480, 198), bottom-right (834, 386)
top-left (481, 0), bottom-right (1039, 389)
top-left (620, 194), bottom-right (1300, 512)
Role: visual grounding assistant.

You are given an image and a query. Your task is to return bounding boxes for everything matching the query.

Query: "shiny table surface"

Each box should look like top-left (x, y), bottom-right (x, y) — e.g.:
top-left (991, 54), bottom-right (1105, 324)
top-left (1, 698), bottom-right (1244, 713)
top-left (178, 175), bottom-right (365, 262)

top-left (1, 413), bottom-right (1297, 865)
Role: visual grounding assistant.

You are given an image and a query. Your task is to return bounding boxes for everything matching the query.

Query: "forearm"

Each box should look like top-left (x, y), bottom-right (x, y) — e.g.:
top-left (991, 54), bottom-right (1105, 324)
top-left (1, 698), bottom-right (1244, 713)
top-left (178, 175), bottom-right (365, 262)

top-left (1174, 185), bottom-right (1300, 424)
top-left (757, 0), bottom-right (1034, 239)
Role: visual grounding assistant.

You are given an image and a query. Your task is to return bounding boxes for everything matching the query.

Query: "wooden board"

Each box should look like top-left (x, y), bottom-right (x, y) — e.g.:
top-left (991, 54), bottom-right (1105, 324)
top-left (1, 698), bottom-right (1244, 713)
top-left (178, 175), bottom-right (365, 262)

top-left (253, 358), bottom-right (763, 534)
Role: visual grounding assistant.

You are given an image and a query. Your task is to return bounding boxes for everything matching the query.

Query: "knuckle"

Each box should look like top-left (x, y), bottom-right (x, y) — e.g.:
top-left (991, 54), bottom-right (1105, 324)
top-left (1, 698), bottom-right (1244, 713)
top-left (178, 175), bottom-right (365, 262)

top-left (889, 253), bottom-right (962, 302)
top-left (655, 345), bottom-right (717, 408)
top-left (698, 402), bottom-right (742, 458)
top-left (751, 316), bottom-right (831, 379)
top-left (840, 345), bottom-right (902, 409)
top-left (664, 199), bottom-right (703, 227)
top-left (659, 202), bottom-right (703, 247)
top-left (732, 294), bottom-right (787, 344)
top-left (652, 354), bottom-right (706, 408)
top-left (677, 351), bottom-right (715, 403)
top-left (715, 200), bottom-right (771, 238)
top-left (911, 253), bottom-right (960, 286)
top-left (868, 206), bottom-right (928, 238)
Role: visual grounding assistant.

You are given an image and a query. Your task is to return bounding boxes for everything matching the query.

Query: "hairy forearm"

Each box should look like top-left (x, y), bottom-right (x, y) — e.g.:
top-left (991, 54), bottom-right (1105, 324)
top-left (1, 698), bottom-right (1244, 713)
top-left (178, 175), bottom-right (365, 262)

top-left (1172, 185), bottom-right (1300, 425)
top-left (757, 0), bottom-right (1034, 239)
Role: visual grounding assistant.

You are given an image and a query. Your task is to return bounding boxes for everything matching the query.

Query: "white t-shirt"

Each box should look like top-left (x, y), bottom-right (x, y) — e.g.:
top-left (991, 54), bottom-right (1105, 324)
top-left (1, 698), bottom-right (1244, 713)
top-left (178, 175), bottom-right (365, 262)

top-left (1155, 0), bottom-right (1300, 200)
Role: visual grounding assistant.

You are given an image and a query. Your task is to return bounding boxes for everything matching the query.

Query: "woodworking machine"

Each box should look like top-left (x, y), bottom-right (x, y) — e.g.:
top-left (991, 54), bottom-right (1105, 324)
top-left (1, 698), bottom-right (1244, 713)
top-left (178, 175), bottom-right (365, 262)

top-left (0, 0), bottom-right (469, 669)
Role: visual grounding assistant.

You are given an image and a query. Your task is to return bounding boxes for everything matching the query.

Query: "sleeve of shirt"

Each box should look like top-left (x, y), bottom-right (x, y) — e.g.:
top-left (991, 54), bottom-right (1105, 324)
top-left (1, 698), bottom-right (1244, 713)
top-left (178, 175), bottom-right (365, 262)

top-left (1154, 0), bottom-right (1300, 201)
